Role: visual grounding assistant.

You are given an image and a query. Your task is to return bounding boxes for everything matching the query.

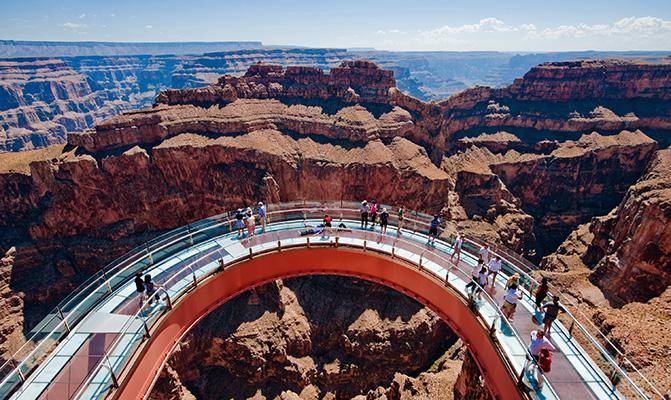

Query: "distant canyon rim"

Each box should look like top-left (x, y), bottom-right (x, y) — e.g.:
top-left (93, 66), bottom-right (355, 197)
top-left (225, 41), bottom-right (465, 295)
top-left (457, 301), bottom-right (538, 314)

top-left (0, 56), bottom-right (670, 398)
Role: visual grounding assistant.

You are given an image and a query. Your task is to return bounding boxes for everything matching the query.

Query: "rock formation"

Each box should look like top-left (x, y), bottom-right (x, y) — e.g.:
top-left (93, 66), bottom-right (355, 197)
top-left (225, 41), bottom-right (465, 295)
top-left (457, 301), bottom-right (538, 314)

top-left (4, 50), bottom-right (671, 152)
top-left (1, 59), bottom-right (671, 397)
top-left (148, 276), bottom-right (484, 400)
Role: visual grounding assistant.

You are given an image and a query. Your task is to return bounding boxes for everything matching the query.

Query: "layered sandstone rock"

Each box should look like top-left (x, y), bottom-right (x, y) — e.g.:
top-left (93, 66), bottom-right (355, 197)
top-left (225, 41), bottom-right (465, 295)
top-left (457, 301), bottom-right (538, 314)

top-left (0, 59), bottom-right (150, 151)
top-left (586, 149), bottom-right (671, 305)
top-left (149, 276), bottom-right (460, 399)
top-left (1, 59), bottom-right (671, 397)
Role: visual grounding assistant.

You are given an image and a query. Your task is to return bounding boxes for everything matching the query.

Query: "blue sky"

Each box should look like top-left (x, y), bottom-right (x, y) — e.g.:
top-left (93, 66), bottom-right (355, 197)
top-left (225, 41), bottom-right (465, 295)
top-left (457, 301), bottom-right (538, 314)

top-left (2, 0), bottom-right (671, 51)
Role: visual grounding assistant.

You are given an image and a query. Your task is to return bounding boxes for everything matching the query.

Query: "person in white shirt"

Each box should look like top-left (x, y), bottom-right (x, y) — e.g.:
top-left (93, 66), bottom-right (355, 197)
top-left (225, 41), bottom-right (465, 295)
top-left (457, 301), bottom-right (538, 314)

top-left (465, 258), bottom-right (485, 294)
top-left (501, 283), bottom-right (523, 320)
top-left (450, 233), bottom-right (463, 264)
top-left (528, 330), bottom-right (557, 389)
top-left (360, 200), bottom-right (369, 229)
top-left (257, 202), bottom-right (267, 232)
top-left (478, 244), bottom-right (490, 264)
top-left (487, 256), bottom-right (502, 287)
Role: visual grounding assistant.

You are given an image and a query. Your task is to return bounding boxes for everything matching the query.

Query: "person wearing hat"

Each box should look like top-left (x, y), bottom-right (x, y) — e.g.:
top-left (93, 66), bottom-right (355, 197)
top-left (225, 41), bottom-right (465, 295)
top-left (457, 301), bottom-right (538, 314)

top-left (257, 201), bottom-right (267, 232)
top-left (360, 200), bottom-right (370, 229)
top-left (380, 207), bottom-right (389, 234)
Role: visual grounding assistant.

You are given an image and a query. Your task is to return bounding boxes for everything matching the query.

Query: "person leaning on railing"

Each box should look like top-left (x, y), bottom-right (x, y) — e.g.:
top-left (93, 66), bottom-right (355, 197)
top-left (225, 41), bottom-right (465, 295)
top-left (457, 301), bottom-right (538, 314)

top-left (528, 330), bottom-right (557, 390)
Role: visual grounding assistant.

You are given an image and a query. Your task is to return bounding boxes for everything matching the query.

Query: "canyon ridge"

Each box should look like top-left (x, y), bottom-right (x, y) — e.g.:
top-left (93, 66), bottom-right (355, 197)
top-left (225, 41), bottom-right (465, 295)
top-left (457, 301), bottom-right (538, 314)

top-left (0, 59), bottom-right (670, 398)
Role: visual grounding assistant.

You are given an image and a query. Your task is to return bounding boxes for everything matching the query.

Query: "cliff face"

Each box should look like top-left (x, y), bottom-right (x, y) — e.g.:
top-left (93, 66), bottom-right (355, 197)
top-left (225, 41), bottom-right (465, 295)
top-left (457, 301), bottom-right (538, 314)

top-left (149, 276), bottom-right (466, 399)
top-left (0, 59), bottom-right (138, 151)
top-left (537, 149), bottom-right (671, 395)
top-left (586, 149), bottom-right (671, 304)
top-left (1, 59), bottom-right (671, 396)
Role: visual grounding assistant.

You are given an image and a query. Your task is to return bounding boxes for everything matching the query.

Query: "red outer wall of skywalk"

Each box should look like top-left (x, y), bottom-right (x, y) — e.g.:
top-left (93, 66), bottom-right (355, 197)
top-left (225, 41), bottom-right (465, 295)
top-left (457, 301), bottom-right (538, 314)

top-left (113, 247), bottom-right (523, 400)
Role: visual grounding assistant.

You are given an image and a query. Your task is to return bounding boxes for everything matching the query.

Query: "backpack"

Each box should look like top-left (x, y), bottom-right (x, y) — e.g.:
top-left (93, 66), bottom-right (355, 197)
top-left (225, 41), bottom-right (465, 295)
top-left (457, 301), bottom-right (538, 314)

top-left (538, 349), bottom-right (552, 373)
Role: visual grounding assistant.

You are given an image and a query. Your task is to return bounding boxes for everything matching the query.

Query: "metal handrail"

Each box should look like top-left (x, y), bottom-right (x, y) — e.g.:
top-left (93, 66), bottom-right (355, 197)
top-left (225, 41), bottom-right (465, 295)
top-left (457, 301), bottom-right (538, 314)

top-left (462, 235), bottom-right (662, 399)
top-left (72, 224), bottom-right (561, 400)
top-left (1, 202), bottom-right (659, 400)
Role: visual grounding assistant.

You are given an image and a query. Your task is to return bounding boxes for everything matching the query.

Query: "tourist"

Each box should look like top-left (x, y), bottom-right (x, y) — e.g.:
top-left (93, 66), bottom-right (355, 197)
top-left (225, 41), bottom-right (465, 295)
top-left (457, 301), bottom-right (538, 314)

top-left (235, 208), bottom-right (245, 237)
top-left (369, 200), bottom-right (378, 230)
top-left (535, 277), bottom-right (550, 311)
top-left (475, 266), bottom-right (488, 300)
top-left (450, 232), bottom-right (463, 264)
top-left (396, 205), bottom-right (405, 236)
top-left (380, 207), bottom-right (389, 234)
top-left (322, 214), bottom-right (333, 237)
top-left (501, 283), bottom-right (523, 320)
top-left (144, 274), bottom-right (159, 305)
top-left (257, 202), bottom-right (267, 232)
top-left (134, 272), bottom-right (145, 303)
top-left (360, 200), bottom-right (369, 229)
top-left (479, 244), bottom-right (491, 264)
top-left (246, 208), bottom-right (256, 236)
top-left (487, 256), bottom-right (502, 287)
top-left (528, 330), bottom-right (557, 389)
top-left (506, 272), bottom-right (520, 290)
top-left (465, 257), bottom-right (484, 294)
top-left (428, 215), bottom-right (440, 245)
top-left (541, 296), bottom-right (566, 336)
top-left (536, 348), bottom-right (553, 389)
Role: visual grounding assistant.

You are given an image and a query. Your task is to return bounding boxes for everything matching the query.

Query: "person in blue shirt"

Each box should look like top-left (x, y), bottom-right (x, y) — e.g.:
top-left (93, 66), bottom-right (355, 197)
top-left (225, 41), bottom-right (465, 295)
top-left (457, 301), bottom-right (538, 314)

top-left (257, 202), bottom-right (267, 232)
top-left (428, 215), bottom-right (440, 245)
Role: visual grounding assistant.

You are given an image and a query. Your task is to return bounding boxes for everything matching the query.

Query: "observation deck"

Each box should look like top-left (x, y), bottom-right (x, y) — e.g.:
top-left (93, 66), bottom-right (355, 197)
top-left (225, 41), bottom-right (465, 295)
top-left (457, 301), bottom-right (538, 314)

top-left (0, 202), bottom-right (661, 400)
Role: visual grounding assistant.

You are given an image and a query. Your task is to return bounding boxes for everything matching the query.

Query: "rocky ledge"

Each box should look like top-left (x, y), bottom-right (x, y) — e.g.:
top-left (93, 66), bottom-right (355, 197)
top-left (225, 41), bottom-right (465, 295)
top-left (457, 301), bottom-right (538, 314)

top-left (1, 59), bottom-right (671, 396)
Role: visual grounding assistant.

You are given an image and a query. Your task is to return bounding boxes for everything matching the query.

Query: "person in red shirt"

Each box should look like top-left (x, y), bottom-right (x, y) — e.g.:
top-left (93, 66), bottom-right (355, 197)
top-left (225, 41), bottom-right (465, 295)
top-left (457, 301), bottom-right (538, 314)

top-left (322, 214), bottom-right (333, 237)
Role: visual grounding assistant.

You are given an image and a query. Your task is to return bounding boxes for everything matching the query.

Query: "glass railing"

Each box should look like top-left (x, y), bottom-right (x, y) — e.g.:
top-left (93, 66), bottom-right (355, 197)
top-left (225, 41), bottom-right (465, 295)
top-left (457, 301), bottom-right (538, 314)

top-left (70, 223), bottom-right (558, 400)
top-left (0, 201), bottom-right (660, 400)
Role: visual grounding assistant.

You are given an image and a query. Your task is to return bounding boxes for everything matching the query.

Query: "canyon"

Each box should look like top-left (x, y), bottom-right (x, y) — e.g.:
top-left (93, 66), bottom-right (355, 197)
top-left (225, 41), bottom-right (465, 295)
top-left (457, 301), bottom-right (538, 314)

top-left (2, 46), bottom-right (669, 152)
top-left (0, 58), bottom-right (670, 398)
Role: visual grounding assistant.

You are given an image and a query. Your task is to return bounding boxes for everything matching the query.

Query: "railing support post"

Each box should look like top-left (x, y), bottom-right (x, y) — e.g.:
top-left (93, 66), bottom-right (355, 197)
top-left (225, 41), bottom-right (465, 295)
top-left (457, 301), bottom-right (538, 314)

top-left (187, 225), bottom-right (194, 245)
top-left (277, 240), bottom-right (282, 251)
top-left (164, 289), bottom-right (173, 310)
top-left (249, 247), bottom-right (253, 259)
top-left (568, 320), bottom-right (575, 337)
top-left (418, 254), bottom-right (423, 271)
top-left (191, 270), bottom-right (198, 288)
top-left (102, 271), bottom-right (113, 294)
top-left (10, 359), bottom-right (25, 383)
top-left (307, 237), bottom-right (311, 248)
top-left (335, 236), bottom-right (339, 248)
top-left (489, 317), bottom-right (498, 336)
top-left (57, 306), bottom-right (71, 333)
top-left (517, 356), bottom-right (528, 387)
top-left (363, 240), bottom-right (367, 251)
top-left (391, 246), bottom-right (395, 259)
top-left (142, 317), bottom-right (150, 338)
top-left (104, 355), bottom-right (120, 388)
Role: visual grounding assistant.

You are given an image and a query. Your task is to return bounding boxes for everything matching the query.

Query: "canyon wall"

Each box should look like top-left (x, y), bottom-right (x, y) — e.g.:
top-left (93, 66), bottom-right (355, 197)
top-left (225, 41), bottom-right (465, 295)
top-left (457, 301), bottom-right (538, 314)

top-left (4, 49), bottom-right (670, 152)
top-left (1, 59), bottom-right (671, 396)
top-left (149, 276), bottom-right (475, 399)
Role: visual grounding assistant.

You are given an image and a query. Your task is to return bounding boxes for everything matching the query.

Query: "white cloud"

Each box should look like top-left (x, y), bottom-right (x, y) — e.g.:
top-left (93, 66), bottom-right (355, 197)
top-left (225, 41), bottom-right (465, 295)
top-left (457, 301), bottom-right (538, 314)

top-left (376, 29), bottom-right (406, 36)
top-left (145, 24), bottom-right (153, 29)
top-left (78, 13), bottom-right (86, 19)
top-left (60, 22), bottom-right (87, 29)
top-left (386, 16), bottom-right (671, 51)
top-left (532, 16), bottom-right (671, 39)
